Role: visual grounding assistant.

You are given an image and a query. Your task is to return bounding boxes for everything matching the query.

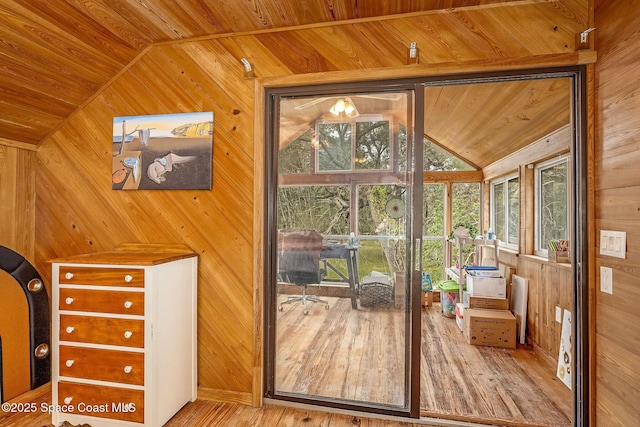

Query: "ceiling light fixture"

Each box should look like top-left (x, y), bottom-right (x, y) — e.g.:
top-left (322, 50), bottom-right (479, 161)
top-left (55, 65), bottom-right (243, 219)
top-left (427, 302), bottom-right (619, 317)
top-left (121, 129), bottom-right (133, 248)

top-left (330, 97), bottom-right (359, 117)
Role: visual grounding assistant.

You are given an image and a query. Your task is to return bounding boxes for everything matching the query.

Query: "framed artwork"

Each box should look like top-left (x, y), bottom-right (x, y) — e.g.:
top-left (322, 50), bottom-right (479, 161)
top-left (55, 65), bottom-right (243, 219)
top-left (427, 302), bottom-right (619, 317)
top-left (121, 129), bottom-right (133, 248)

top-left (112, 112), bottom-right (213, 190)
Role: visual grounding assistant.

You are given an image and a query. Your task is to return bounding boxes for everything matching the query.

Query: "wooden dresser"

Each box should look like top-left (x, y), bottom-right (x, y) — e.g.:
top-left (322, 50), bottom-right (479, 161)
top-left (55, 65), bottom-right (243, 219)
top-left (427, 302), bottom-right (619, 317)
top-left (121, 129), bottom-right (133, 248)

top-left (49, 244), bottom-right (198, 427)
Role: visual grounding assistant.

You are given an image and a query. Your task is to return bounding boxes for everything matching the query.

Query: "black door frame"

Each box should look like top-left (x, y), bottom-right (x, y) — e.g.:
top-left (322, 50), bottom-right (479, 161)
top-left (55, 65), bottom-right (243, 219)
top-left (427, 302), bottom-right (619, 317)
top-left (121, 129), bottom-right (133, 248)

top-left (262, 66), bottom-right (588, 424)
top-left (263, 79), bottom-right (424, 418)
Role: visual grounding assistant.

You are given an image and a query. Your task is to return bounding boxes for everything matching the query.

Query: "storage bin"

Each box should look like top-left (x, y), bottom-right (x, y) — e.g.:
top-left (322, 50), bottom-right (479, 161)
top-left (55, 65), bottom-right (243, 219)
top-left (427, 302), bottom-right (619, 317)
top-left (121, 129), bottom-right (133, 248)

top-left (435, 280), bottom-right (461, 318)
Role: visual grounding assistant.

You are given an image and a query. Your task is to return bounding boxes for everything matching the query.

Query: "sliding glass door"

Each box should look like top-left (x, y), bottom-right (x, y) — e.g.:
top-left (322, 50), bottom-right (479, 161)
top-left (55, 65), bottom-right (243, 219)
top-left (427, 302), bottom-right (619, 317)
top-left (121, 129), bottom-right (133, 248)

top-left (264, 68), bottom-right (587, 425)
top-left (265, 83), bottom-right (422, 416)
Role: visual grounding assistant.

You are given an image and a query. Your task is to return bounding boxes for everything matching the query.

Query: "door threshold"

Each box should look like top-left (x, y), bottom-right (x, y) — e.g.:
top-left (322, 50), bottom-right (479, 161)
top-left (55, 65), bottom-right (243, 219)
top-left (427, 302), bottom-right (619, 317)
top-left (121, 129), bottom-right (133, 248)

top-left (264, 398), bottom-right (497, 426)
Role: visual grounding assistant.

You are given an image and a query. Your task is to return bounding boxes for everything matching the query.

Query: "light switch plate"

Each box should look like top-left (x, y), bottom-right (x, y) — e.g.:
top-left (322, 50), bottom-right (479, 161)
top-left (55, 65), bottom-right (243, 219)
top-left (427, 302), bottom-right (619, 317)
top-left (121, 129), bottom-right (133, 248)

top-left (555, 306), bottom-right (562, 323)
top-left (600, 266), bottom-right (613, 294)
top-left (600, 230), bottom-right (627, 258)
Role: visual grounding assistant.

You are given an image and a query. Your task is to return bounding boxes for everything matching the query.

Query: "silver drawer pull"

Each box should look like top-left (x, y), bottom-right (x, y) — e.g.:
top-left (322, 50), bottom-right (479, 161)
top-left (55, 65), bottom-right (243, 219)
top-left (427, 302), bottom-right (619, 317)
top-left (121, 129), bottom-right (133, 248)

top-left (124, 274), bottom-right (133, 283)
top-left (123, 365), bottom-right (132, 374)
top-left (65, 326), bottom-right (75, 334)
top-left (63, 397), bottom-right (72, 405)
top-left (65, 359), bottom-right (74, 367)
top-left (65, 272), bottom-right (74, 280)
top-left (124, 301), bottom-right (133, 309)
top-left (124, 331), bottom-right (133, 339)
top-left (65, 297), bottom-right (74, 305)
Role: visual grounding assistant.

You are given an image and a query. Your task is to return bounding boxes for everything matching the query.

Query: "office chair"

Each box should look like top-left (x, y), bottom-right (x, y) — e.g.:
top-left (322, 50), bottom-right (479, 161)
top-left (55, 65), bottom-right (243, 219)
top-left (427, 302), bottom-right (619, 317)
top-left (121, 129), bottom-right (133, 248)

top-left (277, 229), bottom-right (329, 315)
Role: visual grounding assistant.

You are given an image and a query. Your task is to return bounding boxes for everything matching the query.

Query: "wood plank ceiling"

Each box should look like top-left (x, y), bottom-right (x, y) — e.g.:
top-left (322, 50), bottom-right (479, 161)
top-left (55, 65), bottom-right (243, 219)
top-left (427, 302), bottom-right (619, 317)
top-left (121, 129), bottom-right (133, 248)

top-left (0, 0), bottom-right (583, 168)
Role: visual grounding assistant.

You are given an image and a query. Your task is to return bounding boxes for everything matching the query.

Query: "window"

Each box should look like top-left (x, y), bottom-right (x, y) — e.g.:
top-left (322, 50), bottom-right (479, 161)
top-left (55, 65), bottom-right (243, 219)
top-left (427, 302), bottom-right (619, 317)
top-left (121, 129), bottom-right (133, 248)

top-left (277, 185), bottom-right (350, 234)
top-left (422, 183), bottom-right (446, 282)
top-left (491, 174), bottom-right (519, 247)
top-left (452, 182), bottom-right (482, 265)
top-left (535, 156), bottom-right (569, 255)
top-left (423, 139), bottom-right (475, 171)
top-left (317, 118), bottom-right (391, 172)
top-left (317, 122), bottom-right (353, 171)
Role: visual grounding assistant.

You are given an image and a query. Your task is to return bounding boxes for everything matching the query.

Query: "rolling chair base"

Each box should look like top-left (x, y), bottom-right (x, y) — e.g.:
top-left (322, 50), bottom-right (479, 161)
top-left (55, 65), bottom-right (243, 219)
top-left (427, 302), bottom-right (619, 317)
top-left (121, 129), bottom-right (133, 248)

top-left (279, 289), bottom-right (329, 315)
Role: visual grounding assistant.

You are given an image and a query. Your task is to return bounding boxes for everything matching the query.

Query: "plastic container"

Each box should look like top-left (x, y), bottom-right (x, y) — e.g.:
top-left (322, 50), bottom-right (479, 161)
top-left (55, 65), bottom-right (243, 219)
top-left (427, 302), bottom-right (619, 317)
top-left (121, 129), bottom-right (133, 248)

top-left (435, 280), bottom-right (461, 318)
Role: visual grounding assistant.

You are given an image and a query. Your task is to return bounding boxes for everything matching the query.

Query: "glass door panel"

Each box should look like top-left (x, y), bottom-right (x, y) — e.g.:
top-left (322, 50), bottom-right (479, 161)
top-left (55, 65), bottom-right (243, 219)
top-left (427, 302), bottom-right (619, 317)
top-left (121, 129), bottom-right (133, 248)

top-left (420, 75), bottom-right (577, 427)
top-left (421, 183), bottom-right (446, 284)
top-left (270, 89), bottom-right (417, 413)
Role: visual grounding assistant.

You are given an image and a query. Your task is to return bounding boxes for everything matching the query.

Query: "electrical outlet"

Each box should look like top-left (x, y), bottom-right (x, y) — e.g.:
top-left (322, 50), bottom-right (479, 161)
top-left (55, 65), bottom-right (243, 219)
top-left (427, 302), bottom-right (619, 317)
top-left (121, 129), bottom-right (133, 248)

top-left (600, 266), bottom-right (613, 294)
top-left (555, 306), bottom-right (562, 323)
top-left (600, 230), bottom-right (627, 258)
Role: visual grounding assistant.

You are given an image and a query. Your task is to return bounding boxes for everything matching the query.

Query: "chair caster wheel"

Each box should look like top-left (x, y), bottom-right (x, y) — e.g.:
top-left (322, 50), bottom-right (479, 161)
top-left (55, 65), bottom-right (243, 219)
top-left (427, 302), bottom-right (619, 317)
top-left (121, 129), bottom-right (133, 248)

top-left (278, 306), bottom-right (283, 312)
top-left (303, 310), bottom-right (309, 315)
top-left (325, 305), bottom-right (329, 310)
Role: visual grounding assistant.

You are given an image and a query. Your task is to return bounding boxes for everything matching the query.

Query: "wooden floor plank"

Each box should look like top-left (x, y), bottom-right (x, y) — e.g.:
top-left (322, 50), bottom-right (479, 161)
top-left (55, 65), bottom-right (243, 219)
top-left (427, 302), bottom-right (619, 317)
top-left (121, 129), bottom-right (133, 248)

top-left (1, 387), bottom-right (441, 427)
top-left (275, 296), bottom-right (572, 426)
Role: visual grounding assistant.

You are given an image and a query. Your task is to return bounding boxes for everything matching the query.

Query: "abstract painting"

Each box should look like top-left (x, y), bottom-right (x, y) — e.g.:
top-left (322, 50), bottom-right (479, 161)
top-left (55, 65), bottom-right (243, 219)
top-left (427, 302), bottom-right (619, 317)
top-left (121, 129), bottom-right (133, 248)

top-left (112, 112), bottom-right (213, 190)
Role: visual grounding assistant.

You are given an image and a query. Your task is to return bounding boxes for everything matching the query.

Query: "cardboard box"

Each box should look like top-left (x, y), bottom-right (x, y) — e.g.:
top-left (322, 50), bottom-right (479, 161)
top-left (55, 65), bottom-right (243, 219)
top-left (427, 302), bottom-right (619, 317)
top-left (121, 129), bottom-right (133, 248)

top-left (463, 291), bottom-right (509, 310)
top-left (455, 303), bottom-right (465, 331)
top-left (464, 309), bottom-right (516, 349)
top-left (466, 275), bottom-right (507, 299)
top-left (466, 268), bottom-right (501, 278)
top-left (421, 291), bottom-right (433, 307)
top-left (548, 250), bottom-right (570, 263)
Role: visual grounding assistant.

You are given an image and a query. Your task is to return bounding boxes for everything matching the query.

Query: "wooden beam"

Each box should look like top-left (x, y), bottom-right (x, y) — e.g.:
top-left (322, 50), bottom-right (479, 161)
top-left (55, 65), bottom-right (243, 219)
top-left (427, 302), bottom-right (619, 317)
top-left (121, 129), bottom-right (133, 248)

top-left (522, 164), bottom-right (535, 254)
top-left (0, 138), bottom-right (38, 152)
top-left (279, 172), bottom-right (406, 186)
top-left (253, 78), bottom-right (266, 408)
top-left (423, 170), bottom-right (483, 183)
top-left (482, 181), bottom-right (490, 235)
top-left (261, 51), bottom-right (597, 89)
top-left (482, 124), bottom-right (571, 181)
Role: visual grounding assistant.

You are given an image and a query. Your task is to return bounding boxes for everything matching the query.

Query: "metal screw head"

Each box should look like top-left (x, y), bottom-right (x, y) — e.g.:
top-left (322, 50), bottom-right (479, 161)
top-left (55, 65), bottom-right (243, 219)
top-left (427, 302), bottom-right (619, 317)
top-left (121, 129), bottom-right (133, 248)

top-left (35, 343), bottom-right (49, 359)
top-left (27, 278), bottom-right (43, 292)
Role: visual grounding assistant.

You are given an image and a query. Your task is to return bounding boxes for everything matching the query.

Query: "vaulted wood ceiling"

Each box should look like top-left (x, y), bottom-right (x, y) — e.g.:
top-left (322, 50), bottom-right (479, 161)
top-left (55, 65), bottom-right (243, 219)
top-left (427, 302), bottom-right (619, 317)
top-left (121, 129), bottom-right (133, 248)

top-left (278, 77), bottom-right (571, 170)
top-left (0, 0), bottom-right (584, 167)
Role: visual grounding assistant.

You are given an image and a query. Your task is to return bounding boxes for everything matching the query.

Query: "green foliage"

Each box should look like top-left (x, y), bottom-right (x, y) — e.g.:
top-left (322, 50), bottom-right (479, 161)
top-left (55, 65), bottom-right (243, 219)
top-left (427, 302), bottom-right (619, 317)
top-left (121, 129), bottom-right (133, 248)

top-left (540, 161), bottom-right (568, 247)
top-left (318, 123), bottom-right (352, 170)
top-left (424, 140), bottom-right (475, 171)
top-left (277, 185), bottom-right (350, 235)
top-left (277, 114), bottom-right (482, 279)
top-left (279, 129), bottom-right (312, 174)
top-left (447, 222), bottom-right (479, 241)
top-left (355, 121), bottom-right (390, 169)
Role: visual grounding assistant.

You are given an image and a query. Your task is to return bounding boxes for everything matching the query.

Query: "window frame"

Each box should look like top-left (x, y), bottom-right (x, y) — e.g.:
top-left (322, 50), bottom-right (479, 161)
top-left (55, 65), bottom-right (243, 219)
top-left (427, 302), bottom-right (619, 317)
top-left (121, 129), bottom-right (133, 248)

top-left (534, 154), bottom-right (571, 257)
top-left (314, 114), bottom-right (396, 173)
top-left (490, 172), bottom-right (519, 250)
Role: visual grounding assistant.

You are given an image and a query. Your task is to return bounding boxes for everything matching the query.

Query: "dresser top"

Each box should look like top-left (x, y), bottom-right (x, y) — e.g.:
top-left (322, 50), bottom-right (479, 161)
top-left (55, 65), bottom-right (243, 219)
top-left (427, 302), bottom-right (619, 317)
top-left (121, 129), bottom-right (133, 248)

top-left (48, 243), bottom-right (198, 266)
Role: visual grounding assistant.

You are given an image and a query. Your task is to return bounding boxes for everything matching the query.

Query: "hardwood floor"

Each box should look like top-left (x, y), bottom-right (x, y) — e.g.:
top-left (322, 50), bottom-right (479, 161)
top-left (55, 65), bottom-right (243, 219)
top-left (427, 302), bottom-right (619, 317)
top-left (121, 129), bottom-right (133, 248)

top-left (419, 301), bottom-right (572, 426)
top-left (2, 297), bottom-right (571, 427)
top-left (276, 297), bottom-right (406, 406)
top-left (1, 384), bottom-right (452, 426)
top-left (275, 296), bottom-right (572, 427)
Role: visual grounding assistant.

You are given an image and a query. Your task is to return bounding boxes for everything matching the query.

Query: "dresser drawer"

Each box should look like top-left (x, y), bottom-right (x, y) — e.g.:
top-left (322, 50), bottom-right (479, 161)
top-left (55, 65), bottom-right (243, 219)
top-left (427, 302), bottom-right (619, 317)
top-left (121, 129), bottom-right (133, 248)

top-left (60, 288), bottom-right (144, 315)
top-left (58, 266), bottom-right (144, 288)
top-left (58, 381), bottom-right (144, 423)
top-left (59, 345), bottom-right (144, 386)
top-left (60, 315), bottom-right (144, 348)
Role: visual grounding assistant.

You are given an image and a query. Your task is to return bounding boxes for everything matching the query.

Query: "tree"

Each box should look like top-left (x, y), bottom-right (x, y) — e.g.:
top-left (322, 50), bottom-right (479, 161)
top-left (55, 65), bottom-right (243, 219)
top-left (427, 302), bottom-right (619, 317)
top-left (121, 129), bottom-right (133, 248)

top-left (277, 121), bottom-right (481, 278)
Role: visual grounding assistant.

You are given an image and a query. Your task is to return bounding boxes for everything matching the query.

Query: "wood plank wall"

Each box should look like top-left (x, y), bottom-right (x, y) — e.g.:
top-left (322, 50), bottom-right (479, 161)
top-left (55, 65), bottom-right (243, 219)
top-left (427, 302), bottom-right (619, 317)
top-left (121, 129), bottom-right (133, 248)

top-left (0, 145), bottom-right (36, 259)
top-left (12, 1), bottom-right (596, 410)
top-left (482, 125), bottom-right (573, 367)
top-left (593, 1), bottom-right (640, 425)
top-left (0, 144), bottom-right (37, 401)
top-left (498, 250), bottom-right (574, 368)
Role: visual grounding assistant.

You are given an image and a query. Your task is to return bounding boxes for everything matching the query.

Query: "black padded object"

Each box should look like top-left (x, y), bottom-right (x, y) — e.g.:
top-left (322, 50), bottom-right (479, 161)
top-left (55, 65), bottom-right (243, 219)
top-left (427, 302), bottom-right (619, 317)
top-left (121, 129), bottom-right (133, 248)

top-left (0, 246), bottom-right (51, 396)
